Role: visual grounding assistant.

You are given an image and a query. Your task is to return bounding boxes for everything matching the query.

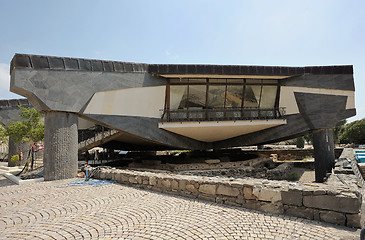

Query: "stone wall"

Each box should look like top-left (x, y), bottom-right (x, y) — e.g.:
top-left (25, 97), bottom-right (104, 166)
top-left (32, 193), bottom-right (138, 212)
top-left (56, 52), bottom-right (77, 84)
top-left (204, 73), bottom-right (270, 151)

top-left (94, 168), bottom-right (363, 228)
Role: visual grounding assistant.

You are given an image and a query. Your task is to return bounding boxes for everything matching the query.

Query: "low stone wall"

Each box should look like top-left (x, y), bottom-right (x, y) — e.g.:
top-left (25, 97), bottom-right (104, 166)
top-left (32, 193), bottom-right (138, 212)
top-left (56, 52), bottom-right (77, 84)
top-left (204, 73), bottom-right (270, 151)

top-left (95, 168), bottom-right (364, 228)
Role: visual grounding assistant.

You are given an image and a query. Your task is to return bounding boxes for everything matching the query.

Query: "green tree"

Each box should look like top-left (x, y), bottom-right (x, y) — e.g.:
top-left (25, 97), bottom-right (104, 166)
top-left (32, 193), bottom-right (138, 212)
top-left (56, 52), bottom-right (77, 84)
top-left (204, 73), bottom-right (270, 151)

top-left (2, 106), bottom-right (44, 144)
top-left (0, 106), bottom-right (44, 169)
top-left (340, 119), bottom-right (365, 144)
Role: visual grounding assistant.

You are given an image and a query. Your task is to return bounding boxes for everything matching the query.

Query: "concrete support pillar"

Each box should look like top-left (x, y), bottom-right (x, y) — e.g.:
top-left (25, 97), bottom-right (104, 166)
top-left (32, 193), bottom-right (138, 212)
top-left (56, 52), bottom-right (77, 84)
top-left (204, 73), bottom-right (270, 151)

top-left (313, 128), bottom-right (335, 183)
top-left (44, 111), bottom-right (78, 180)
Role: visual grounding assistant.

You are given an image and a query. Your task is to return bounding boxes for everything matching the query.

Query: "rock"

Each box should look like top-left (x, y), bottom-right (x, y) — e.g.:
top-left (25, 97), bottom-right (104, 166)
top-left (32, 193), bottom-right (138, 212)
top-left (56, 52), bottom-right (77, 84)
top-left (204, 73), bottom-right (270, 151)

top-left (303, 195), bottom-right (360, 213)
top-left (186, 184), bottom-right (197, 193)
top-left (171, 180), bottom-right (179, 190)
top-left (260, 202), bottom-right (283, 214)
top-left (243, 187), bottom-right (256, 200)
top-left (284, 206), bottom-right (313, 220)
top-left (252, 187), bottom-right (281, 202)
top-left (281, 190), bottom-right (302, 206)
top-left (217, 185), bottom-right (240, 197)
top-left (199, 184), bottom-right (216, 195)
top-left (129, 177), bottom-right (138, 184)
top-left (149, 177), bottom-right (157, 185)
top-left (178, 179), bottom-right (187, 191)
top-left (319, 210), bottom-right (346, 225)
top-left (161, 179), bottom-right (171, 188)
top-left (346, 213), bottom-right (362, 228)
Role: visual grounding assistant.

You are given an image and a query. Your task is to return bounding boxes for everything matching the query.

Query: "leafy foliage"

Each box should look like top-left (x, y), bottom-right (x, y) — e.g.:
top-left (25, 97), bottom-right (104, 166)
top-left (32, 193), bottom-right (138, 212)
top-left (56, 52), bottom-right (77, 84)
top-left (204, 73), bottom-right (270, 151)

top-left (0, 106), bottom-right (44, 144)
top-left (339, 119), bottom-right (365, 144)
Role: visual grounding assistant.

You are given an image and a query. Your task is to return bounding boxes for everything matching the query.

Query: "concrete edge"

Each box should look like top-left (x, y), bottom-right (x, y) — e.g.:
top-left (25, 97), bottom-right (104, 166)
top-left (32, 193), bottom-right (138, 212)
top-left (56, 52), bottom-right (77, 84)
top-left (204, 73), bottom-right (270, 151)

top-left (2, 172), bottom-right (44, 185)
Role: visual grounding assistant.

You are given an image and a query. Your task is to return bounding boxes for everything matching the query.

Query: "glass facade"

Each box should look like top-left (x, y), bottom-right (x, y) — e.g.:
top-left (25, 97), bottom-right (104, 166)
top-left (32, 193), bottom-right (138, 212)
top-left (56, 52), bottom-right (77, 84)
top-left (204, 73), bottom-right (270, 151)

top-left (165, 78), bottom-right (280, 121)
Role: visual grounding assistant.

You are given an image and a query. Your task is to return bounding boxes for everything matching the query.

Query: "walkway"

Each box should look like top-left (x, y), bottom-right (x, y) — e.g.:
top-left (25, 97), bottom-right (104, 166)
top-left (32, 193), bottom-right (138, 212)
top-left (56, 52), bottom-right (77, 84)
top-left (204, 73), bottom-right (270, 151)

top-left (0, 177), bottom-right (360, 240)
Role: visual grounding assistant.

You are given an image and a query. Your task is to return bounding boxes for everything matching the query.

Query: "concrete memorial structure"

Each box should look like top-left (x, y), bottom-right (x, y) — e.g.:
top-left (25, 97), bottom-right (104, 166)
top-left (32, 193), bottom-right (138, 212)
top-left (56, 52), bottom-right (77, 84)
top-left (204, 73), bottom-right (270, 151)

top-left (10, 54), bottom-right (356, 181)
top-left (0, 99), bottom-right (31, 166)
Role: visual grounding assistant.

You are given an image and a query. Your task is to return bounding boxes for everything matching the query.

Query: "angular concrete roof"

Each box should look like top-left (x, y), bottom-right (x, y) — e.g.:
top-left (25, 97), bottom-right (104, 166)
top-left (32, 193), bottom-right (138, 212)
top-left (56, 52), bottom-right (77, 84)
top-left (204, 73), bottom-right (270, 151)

top-left (11, 54), bottom-right (353, 76)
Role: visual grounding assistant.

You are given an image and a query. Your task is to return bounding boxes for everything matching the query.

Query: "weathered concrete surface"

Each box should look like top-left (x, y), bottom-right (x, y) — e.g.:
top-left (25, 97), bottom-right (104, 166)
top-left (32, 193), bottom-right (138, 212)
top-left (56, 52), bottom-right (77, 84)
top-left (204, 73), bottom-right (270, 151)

top-left (43, 111), bottom-right (78, 180)
top-left (0, 177), bottom-right (360, 239)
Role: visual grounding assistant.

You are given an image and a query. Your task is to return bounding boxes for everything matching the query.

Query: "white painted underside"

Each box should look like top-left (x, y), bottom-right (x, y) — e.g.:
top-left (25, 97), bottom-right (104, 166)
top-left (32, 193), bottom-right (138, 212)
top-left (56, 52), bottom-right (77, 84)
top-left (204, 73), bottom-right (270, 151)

top-left (159, 119), bottom-right (287, 142)
top-left (83, 86), bottom-right (165, 118)
top-left (279, 86), bottom-right (355, 115)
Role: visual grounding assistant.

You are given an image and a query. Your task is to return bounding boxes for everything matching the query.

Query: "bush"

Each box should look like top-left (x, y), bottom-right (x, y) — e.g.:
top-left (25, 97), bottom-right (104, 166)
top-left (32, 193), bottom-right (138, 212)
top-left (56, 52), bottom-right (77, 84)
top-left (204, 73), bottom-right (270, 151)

top-left (11, 154), bottom-right (19, 163)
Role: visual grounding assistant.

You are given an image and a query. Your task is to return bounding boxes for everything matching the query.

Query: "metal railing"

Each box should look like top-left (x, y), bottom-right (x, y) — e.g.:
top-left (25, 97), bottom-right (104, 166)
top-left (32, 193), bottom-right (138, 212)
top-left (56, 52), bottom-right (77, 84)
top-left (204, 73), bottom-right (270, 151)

top-left (78, 126), bottom-right (119, 153)
top-left (161, 107), bottom-right (286, 122)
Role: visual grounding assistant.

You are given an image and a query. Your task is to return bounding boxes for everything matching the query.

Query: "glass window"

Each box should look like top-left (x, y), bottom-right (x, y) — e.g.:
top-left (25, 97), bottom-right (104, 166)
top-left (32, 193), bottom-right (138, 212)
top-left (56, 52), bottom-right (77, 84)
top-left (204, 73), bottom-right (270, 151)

top-left (188, 85), bottom-right (206, 109)
top-left (208, 85), bottom-right (226, 108)
top-left (225, 85), bottom-right (243, 108)
top-left (244, 85), bottom-right (261, 108)
top-left (260, 86), bottom-right (277, 109)
top-left (170, 85), bottom-right (188, 110)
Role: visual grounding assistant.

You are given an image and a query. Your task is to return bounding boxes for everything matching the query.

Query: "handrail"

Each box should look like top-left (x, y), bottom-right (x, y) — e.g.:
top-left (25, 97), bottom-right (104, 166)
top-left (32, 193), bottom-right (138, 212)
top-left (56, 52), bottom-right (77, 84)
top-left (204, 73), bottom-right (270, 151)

top-left (160, 107), bottom-right (286, 122)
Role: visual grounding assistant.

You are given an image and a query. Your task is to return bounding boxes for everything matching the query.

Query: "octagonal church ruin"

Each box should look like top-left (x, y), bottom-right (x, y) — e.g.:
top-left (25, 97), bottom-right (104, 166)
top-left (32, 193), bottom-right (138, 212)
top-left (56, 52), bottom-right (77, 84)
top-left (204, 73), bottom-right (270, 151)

top-left (9, 54), bottom-right (355, 181)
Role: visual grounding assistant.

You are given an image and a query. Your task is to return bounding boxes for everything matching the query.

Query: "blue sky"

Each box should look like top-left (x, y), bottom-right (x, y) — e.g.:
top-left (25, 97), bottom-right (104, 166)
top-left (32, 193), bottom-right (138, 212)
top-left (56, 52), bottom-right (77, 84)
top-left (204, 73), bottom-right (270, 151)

top-left (0, 0), bottom-right (364, 121)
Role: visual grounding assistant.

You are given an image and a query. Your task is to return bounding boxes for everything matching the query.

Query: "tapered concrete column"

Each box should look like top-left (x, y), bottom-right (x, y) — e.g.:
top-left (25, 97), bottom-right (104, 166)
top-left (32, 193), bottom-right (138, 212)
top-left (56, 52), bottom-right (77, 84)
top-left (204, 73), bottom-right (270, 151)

top-left (313, 128), bottom-right (335, 183)
top-left (44, 111), bottom-right (78, 180)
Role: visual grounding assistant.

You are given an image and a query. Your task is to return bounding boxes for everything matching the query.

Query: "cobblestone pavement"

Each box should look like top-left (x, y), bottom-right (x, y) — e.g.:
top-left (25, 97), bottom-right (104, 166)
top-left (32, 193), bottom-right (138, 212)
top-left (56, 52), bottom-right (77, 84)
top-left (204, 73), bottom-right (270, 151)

top-left (0, 177), bottom-right (360, 240)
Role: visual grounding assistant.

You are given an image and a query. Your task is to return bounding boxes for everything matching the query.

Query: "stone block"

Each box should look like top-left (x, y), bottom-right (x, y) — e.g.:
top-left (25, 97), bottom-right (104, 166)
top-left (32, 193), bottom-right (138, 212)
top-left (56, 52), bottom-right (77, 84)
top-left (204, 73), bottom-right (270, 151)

top-left (198, 194), bottom-right (216, 202)
top-left (260, 203), bottom-right (284, 215)
top-left (313, 189), bottom-right (326, 196)
top-left (136, 176), bottom-right (143, 184)
top-left (252, 187), bottom-right (281, 202)
top-left (161, 179), bottom-right (171, 189)
top-left (186, 184), bottom-right (197, 193)
top-left (99, 170), bottom-right (106, 179)
top-left (121, 174), bottom-right (129, 183)
top-left (178, 179), bottom-right (187, 191)
top-left (281, 190), bottom-right (302, 206)
top-left (303, 195), bottom-right (360, 213)
top-left (346, 213), bottom-right (362, 228)
top-left (129, 177), bottom-right (138, 184)
top-left (217, 185), bottom-right (240, 197)
top-left (243, 200), bottom-right (261, 211)
top-left (319, 210), bottom-right (346, 225)
top-left (149, 177), bottom-right (157, 186)
top-left (199, 184), bottom-right (216, 195)
top-left (106, 171), bottom-right (113, 180)
top-left (284, 206), bottom-right (313, 220)
top-left (171, 180), bottom-right (179, 190)
top-left (243, 187), bottom-right (256, 200)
